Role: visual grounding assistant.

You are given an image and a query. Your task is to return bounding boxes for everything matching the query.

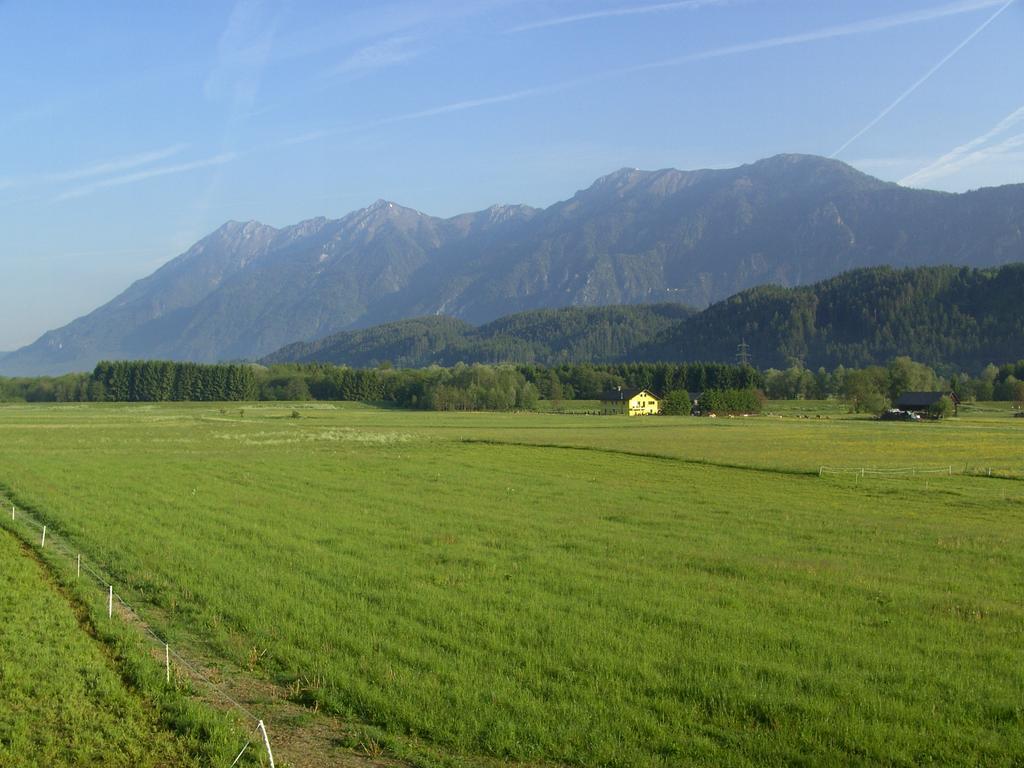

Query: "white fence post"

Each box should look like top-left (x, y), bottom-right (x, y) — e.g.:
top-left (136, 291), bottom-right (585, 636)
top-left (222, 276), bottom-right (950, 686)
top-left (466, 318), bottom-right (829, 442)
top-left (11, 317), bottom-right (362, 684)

top-left (258, 720), bottom-right (276, 768)
top-left (228, 741), bottom-right (251, 768)
top-left (7, 495), bottom-right (283, 766)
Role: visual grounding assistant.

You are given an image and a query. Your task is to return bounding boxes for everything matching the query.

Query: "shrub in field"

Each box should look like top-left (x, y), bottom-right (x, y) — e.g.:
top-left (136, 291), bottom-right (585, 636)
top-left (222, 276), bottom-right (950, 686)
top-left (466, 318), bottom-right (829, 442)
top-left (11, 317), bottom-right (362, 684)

top-left (841, 367), bottom-right (890, 413)
top-left (421, 365), bottom-right (539, 411)
top-left (928, 395), bottom-right (955, 420)
top-left (661, 390), bottom-right (695, 415)
top-left (886, 356), bottom-right (941, 401)
top-left (698, 388), bottom-right (763, 415)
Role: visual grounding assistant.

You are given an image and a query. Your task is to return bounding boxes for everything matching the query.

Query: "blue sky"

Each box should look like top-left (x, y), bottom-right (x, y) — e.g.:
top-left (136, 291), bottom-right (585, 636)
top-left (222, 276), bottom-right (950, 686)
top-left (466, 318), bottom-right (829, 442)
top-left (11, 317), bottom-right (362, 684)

top-left (1, 0), bottom-right (1022, 350)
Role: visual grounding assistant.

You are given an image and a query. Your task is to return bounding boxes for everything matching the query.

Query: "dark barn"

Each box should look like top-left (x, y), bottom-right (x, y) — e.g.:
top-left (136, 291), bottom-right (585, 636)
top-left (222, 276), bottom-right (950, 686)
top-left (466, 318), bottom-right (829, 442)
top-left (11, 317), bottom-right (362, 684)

top-left (893, 391), bottom-right (961, 416)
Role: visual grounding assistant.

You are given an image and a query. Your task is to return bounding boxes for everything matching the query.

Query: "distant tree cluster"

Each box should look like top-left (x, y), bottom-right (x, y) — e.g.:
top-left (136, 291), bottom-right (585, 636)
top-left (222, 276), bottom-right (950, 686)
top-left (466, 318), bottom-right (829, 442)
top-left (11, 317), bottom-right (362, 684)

top-left (257, 363), bottom-right (539, 411)
top-left (953, 361), bottom-right (1024, 403)
top-left (759, 357), bottom-right (1024, 413)
top-left (0, 373), bottom-right (93, 403)
top-left (255, 361), bottom-right (761, 409)
top-left (415, 365), bottom-right (539, 411)
top-left (696, 389), bottom-right (765, 415)
top-left (517, 362), bottom-right (762, 400)
top-left (91, 361), bottom-right (258, 402)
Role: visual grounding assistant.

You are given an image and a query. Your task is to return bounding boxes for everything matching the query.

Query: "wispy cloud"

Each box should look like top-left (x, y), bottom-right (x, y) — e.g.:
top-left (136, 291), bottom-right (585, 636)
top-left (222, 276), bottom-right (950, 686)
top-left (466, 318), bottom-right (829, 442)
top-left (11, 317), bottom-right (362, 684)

top-left (41, 144), bottom-right (189, 184)
top-left (204, 0), bottom-right (279, 111)
top-left (271, 78), bottom-right (581, 147)
top-left (269, 2), bottom-right (490, 63)
top-left (901, 104), bottom-right (1024, 186)
top-left (507, 0), bottom-right (729, 33)
top-left (831, 0), bottom-right (1016, 157)
top-left (620, 0), bottom-right (1009, 73)
top-left (56, 153), bottom-right (239, 201)
top-left (0, 144), bottom-right (191, 197)
top-left (330, 36), bottom-right (423, 76)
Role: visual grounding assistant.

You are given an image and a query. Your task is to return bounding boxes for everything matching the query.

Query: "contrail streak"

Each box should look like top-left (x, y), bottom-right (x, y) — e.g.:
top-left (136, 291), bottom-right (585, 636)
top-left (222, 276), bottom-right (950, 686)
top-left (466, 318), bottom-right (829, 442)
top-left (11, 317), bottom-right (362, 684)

top-left (831, 0), bottom-right (1016, 158)
top-left (901, 104), bottom-right (1024, 185)
top-left (273, 0), bottom-right (1014, 150)
top-left (508, 0), bottom-right (728, 33)
top-left (620, 0), bottom-right (1009, 74)
top-left (55, 153), bottom-right (239, 201)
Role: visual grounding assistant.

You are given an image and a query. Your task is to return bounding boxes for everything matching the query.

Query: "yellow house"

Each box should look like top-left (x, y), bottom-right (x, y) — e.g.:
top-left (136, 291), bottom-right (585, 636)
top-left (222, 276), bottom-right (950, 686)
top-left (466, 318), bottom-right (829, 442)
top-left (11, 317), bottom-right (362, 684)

top-left (598, 387), bottom-right (661, 415)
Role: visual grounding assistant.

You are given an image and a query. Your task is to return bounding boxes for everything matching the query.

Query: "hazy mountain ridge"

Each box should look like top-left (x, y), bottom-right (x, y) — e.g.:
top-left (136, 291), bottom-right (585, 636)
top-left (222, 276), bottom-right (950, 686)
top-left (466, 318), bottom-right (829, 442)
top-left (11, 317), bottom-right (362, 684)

top-left (263, 264), bottom-right (1024, 371)
top-left (3, 154), bottom-right (1023, 375)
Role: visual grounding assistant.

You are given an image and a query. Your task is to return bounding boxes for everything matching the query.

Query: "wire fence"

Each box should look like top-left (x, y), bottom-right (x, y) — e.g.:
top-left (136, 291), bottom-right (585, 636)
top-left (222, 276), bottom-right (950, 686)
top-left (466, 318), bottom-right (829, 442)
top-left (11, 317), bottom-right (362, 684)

top-left (819, 465), bottom-right (1022, 480)
top-left (818, 465), bottom-right (955, 478)
top-left (1, 496), bottom-right (275, 768)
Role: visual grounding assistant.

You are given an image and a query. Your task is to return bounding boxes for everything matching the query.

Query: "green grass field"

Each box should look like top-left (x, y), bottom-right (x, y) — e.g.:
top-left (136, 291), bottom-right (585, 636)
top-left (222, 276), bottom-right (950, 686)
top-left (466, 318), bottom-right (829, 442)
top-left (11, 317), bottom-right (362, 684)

top-left (1, 402), bottom-right (1022, 766)
top-left (0, 525), bottom-right (214, 767)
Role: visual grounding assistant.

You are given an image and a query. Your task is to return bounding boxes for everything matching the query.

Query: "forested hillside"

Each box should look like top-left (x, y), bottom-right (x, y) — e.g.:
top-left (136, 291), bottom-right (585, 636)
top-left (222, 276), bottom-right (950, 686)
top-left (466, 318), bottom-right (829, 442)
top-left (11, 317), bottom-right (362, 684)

top-left (641, 264), bottom-right (1024, 369)
top-left (265, 264), bottom-right (1024, 371)
top-left (263, 304), bottom-right (694, 367)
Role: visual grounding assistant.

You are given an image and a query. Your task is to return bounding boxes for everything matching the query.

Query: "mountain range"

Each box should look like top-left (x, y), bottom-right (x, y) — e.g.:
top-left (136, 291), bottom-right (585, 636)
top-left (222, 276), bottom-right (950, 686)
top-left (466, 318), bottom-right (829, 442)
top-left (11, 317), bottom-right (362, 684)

top-left (3, 153), bottom-right (1023, 375)
top-left (262, 264), bottom-right (1024, 372)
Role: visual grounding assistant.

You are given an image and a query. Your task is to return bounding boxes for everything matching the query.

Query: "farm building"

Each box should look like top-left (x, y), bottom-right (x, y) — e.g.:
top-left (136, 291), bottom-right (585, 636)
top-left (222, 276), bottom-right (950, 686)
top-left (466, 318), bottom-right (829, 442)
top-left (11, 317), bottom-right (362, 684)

top-left (893, 391), bottom-right (961, 416)
top-left (598, 387), bottom-right (661, 415)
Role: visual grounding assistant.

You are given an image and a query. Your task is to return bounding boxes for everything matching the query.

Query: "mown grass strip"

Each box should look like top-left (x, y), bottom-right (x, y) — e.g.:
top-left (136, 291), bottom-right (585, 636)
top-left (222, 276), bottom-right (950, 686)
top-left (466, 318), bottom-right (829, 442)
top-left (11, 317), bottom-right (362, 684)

top-left (459, 436), bottom-right (824, 477)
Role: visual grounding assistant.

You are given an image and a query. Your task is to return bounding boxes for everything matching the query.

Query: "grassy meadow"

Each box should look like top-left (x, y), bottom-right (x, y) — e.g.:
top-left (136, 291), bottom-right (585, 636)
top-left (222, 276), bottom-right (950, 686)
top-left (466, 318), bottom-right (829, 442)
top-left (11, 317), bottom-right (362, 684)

top-left (0, 523), bottom-right (218, 767)
top-left (0, 401), bottom-right (1022, 766)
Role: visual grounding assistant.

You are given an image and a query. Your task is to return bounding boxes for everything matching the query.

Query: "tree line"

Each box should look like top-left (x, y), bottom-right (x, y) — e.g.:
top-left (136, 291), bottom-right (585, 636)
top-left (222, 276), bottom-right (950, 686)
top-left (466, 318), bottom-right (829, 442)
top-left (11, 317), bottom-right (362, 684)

top-left (1, 357), bottom-right (1022, 413)
top-left (761, 357), bottom-right (1024, 412)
